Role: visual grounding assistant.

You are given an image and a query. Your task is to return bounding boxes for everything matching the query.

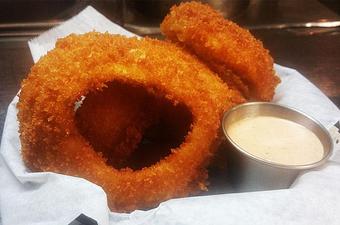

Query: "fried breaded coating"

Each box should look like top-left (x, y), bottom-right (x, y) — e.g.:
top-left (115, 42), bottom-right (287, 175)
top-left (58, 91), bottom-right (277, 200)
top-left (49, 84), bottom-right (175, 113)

top-left (75, 82), bottom-right (157, 168)
top-left (161, 1), bottom-right (280, 101)
top-left (18, 32), bottom-right (244, 212)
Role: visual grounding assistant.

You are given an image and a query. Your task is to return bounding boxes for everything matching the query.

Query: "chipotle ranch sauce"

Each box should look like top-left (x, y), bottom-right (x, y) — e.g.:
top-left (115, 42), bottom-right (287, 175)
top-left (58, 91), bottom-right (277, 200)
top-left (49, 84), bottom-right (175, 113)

top-left (227, 116), bottom-right (324, 165)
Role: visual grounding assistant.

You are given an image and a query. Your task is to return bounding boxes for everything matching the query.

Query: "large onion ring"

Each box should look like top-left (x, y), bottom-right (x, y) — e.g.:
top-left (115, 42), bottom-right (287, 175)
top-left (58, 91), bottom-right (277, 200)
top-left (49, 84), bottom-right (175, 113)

top-left (18, 32), bottom-right (243, 212)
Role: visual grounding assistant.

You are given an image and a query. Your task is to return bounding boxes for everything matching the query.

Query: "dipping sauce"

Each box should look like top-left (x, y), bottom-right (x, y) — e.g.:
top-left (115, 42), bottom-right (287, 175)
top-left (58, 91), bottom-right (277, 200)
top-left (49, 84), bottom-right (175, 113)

top-left (227, 116), bottom-right (324, 165)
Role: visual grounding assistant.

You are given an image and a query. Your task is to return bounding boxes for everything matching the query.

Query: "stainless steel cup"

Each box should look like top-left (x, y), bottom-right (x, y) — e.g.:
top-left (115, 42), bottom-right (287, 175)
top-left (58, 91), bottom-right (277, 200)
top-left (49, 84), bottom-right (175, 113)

top-left (221, 102), bottom-right (333, 192)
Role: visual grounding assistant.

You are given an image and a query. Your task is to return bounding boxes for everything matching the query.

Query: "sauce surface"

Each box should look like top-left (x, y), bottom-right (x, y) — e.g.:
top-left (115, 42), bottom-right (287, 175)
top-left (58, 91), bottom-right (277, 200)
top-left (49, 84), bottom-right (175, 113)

top-left (227, 116), bottom-right (324, 165)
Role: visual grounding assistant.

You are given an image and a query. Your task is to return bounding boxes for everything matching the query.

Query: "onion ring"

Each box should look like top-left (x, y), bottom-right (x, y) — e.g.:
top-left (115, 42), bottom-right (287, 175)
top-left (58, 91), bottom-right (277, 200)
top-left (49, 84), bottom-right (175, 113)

top-left (18, 32), bottom-right (243, 212)
top-left (161, 1), bottom-right (280, 101)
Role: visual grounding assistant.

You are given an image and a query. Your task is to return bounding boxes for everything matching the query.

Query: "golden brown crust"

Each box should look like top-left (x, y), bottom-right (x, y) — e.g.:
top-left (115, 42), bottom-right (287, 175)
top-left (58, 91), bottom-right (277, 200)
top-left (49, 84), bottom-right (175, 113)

top-left (75, 82), bottom-right (157, 168)
top-left (161, 1), bottom-right (280, 101)
top-left (18, 32), bottom-right (243, 212)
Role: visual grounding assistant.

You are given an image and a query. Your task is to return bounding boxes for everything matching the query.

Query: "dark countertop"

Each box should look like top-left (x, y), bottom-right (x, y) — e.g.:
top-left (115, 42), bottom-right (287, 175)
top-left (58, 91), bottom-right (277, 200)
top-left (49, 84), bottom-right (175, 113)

top-left (1, 0), bottom-right (340, 136)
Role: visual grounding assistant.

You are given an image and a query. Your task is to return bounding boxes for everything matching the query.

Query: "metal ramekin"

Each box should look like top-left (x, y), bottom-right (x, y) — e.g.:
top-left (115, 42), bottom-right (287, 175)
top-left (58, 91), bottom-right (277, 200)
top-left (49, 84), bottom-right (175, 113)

top-left (221, 102), bottom-right (333, 191)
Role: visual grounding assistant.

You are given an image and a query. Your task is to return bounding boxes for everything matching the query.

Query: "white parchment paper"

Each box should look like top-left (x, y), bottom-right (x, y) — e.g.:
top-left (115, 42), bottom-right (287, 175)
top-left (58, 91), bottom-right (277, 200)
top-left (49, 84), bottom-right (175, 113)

top-left (1, 6), bottom-right (340, 225)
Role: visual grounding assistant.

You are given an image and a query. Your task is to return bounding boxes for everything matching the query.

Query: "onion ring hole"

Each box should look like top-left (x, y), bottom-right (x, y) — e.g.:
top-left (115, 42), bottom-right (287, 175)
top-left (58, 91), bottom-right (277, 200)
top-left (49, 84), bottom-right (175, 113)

top-left (75, 81), bottom-right (193, 170)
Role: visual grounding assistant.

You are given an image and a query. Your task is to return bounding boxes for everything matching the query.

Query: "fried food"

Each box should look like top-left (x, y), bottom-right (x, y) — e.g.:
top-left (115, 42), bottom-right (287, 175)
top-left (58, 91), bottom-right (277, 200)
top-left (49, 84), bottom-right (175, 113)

top-left (75, 82), bottom-right (157, 168)
top-left (18, 32), bottom-right (243, 212)
top-left (161, 1), bottom-right (280, 101)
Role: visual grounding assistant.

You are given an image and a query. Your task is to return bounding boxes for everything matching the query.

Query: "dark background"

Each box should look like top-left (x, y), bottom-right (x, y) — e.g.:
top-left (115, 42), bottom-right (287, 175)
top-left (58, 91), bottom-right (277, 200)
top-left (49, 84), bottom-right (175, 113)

top-left (1, 0), bottom-right (340, 136)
